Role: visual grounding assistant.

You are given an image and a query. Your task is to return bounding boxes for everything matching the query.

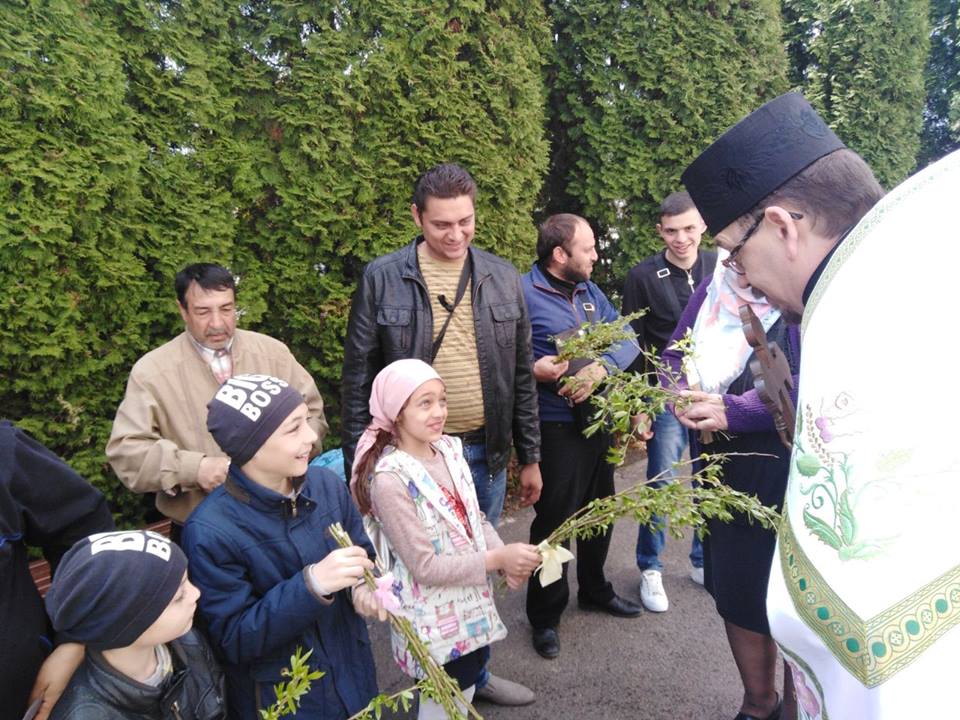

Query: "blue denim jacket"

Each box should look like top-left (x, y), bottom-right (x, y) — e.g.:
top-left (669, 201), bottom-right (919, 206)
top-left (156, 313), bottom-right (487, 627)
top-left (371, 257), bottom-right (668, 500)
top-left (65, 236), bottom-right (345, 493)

top-left (521, 262), bottom-right (639, 422)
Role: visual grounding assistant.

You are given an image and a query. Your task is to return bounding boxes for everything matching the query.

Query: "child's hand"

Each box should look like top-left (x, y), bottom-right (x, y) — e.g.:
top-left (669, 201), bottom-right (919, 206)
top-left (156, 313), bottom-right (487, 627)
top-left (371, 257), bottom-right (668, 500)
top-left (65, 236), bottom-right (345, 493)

top-left (309, 546), bottom-right (374, 594)
top-left (504, 572), bottom-right (528, 590)
top-left (351, 583), bottom-right (388, 621)
top-left (489, 543), bottom-right (541, 578)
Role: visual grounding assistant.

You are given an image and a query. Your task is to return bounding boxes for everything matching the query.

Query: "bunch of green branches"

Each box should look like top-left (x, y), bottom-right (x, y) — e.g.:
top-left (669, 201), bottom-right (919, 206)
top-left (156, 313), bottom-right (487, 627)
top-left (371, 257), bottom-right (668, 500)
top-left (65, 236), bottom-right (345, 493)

top-left (540, 454), bottom-right (780, 552)
top-left (328, 523), bottom-right (481, 720)
top-left (261, 645), bottom-right (419, 720)
top-left (539, 316), bottom-right (780, 559)
top-left (552, 314), bottom-right (697, 464)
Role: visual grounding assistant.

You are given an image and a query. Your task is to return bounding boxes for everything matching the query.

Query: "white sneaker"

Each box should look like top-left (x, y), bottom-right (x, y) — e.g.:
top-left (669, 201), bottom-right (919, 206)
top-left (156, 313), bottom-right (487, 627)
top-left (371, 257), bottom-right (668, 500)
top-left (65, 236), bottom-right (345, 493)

top-left (640, 569), bottom-right (669, 612)
top-left (690, 566), bottom-right (705, 585)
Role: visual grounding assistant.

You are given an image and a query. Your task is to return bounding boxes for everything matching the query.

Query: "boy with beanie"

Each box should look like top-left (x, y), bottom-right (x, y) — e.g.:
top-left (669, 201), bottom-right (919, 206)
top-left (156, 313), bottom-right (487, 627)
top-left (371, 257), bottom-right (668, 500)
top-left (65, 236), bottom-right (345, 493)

top-left (182, 374), bottom-right (382, 720)
top-left (44, 530), bottom-right (224, 719)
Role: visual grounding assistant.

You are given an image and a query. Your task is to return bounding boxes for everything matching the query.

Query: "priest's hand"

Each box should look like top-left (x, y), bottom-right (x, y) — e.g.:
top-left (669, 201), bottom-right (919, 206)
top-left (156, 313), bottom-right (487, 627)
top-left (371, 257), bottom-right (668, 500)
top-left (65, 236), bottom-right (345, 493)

top-left (676, 390), bottom-right (728, 432)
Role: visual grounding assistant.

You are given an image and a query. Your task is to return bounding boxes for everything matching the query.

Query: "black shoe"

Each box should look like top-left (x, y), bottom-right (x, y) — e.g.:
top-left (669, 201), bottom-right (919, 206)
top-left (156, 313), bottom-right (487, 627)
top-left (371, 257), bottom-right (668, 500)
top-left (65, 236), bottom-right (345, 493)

top-left (734, 695), bottom-right (782, 720)
top-left (578, 593), bottom-right (643, 618)
top-left (532, 627), bottom-right (560, 659)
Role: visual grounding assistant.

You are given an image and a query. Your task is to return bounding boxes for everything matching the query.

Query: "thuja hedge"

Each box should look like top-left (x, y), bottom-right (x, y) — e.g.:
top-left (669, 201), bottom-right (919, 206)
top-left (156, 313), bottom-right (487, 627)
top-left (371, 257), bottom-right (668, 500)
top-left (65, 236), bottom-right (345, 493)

top-left (538, 0), bottom-right (788, 295)
top-left (784, 0), bottom-right (931, 189)
top-left (918, 0), bottom-right (960, 168)
top-left (1, 0), bottom-right (549, 526)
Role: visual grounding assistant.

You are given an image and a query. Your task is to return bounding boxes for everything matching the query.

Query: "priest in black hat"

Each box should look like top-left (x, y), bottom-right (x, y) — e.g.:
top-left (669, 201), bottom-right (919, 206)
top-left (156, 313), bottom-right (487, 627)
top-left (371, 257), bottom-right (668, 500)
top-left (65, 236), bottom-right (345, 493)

top-left (679, 92), bottom-right (960, 718)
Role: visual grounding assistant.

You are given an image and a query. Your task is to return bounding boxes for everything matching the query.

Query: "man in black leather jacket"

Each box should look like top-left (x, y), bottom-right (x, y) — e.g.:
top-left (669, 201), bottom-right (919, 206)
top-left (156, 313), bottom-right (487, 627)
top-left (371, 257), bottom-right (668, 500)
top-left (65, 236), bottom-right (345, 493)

top-left (341, 163), bottom-right (541, 707)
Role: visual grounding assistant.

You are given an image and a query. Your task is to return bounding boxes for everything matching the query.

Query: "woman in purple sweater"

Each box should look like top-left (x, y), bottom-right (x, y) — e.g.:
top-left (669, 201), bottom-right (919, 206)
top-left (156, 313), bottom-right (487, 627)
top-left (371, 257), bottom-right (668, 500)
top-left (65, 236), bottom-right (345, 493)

top-left (661, 259), bottom-right (800, 720)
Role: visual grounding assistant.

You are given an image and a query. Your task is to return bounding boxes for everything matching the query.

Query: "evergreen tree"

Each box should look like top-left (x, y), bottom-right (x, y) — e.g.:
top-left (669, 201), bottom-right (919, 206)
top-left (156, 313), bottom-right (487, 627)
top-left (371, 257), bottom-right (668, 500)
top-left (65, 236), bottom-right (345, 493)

top-left (0, 0), bottom-right (149, 518)
top-left (541, 0), bottom-right (788, 294)
top-left (919, 0), bottom-right (960, 167)
top-left (229, 0), bottom-right (550, 423)
top-left (784, 0), bottom-right (930, 188)
top-left (1, 1), bottom-right (550, 525)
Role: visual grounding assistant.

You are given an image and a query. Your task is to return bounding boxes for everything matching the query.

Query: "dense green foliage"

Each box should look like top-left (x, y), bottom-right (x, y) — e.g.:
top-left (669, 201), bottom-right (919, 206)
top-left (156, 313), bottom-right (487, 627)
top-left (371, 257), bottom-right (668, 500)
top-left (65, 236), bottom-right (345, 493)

top-left (1, 1), bottom-right (150, 520)
top-left (919, 0), bottom-right (960, 167)
top-left (539, 0), bottom-right (788, 294)
top-left (2, 0), bottom-right (955, 528)
top-left (1, 0), bottom-right (549, 525)
top-left (783, 0), bottom-right (931, 188)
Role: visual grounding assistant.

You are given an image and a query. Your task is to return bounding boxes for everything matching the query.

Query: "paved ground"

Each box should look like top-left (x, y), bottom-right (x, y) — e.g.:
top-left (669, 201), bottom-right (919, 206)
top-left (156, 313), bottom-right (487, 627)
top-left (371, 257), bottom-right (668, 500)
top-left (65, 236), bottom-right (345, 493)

top-left (364, 452), bottom-right (786, 719)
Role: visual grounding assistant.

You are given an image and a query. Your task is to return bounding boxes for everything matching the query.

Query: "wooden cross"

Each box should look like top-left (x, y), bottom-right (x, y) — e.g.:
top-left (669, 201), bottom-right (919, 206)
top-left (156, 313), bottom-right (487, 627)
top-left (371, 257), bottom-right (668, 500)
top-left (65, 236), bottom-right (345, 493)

top-left (739, 305), bottom-right (796, 448)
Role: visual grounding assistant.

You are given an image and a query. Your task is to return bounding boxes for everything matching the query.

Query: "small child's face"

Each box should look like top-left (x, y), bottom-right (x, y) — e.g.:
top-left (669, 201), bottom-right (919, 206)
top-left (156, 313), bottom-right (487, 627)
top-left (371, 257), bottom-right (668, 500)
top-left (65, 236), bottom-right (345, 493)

top-left (247, 402), bottom-right (317, 480)
top-left (396, 379), bottom-right (447, 447)
top-left (135, 572), bottom-right (200, 646)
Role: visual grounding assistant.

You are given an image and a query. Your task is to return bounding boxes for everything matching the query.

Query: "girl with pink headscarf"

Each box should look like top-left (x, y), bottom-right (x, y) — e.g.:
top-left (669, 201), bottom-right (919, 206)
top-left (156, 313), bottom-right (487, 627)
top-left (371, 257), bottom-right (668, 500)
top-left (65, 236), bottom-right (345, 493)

top-left (351, 359), bottom-right (541, 719)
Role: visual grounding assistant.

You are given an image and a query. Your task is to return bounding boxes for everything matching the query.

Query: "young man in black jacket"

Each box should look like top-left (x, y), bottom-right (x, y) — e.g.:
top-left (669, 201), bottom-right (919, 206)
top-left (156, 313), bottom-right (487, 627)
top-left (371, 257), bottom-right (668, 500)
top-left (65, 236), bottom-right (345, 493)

top-left (621, 192), bottom-right (717, 612)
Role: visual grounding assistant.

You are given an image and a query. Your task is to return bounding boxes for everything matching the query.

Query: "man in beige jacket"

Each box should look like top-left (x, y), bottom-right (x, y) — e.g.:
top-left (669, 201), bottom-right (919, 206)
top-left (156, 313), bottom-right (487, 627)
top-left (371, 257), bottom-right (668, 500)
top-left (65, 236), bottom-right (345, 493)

top-left (107, 263), bottom-right (326, 530)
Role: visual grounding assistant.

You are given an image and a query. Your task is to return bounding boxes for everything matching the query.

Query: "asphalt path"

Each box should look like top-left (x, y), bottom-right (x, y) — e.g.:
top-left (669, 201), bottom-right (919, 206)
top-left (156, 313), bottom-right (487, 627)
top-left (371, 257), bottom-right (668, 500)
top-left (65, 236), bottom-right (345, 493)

top-left (364, 452), bottom-right (786, 719)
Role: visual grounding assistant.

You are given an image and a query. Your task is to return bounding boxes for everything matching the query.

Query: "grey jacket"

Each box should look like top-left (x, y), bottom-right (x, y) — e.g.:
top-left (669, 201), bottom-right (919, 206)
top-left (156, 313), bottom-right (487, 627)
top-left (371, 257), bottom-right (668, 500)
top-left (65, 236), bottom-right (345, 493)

top-left (49, 631), bottom-right (225, 720)
top-left (341, 238), bottom-right (540, 476)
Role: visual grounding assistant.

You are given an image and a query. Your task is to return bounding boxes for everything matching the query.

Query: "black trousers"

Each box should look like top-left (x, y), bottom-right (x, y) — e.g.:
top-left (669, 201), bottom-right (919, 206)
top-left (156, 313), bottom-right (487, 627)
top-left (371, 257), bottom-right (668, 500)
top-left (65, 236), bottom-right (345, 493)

top-left (526, 421), bottom-right (615, 629)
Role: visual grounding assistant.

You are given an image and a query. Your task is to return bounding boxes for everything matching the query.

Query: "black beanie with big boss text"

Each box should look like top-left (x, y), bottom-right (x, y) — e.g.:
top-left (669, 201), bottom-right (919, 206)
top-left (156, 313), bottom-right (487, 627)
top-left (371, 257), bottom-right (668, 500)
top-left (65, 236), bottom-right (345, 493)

top-left (45, 531), bottom-right (188, 650)
top-left (206, 374), bottom-right (305, 466)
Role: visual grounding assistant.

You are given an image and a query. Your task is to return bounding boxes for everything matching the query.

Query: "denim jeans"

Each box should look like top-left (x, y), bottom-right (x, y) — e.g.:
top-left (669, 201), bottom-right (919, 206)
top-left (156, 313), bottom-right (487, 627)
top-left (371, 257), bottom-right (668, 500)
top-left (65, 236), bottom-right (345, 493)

top-left (635, 411), bottom-right (703, 571)
top-left (462, 441), bottom-right (507, 529)
top-left (461, 441), bottom-right (507, 690)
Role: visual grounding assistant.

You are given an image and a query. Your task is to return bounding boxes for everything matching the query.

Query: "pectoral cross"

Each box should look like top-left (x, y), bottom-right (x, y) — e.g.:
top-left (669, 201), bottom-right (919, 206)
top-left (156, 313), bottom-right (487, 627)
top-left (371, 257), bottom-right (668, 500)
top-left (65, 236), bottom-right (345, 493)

top-left (739, 305), bottom-right (796, 448)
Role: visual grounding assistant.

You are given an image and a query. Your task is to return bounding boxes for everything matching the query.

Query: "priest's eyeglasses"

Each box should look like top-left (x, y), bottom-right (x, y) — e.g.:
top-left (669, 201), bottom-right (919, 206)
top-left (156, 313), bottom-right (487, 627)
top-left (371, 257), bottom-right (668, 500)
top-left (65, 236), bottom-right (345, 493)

top-left (722, 210), bottom-right (804, 275)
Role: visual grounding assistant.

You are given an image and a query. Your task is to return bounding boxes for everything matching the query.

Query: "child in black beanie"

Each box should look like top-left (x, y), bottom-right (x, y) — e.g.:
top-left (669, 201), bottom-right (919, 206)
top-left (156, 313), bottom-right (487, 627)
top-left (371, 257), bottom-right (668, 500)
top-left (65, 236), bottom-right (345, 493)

top-left (182, 374), bottom-right (383, 720)
top-left (44, 530), bottom-right (225, 719)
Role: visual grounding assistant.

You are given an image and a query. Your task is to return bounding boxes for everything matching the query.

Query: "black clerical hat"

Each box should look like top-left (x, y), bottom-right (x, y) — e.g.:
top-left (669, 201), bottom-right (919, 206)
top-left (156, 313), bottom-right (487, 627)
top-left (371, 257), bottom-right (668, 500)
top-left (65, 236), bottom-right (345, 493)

top-left (681, 93), bottom-right (845, 235)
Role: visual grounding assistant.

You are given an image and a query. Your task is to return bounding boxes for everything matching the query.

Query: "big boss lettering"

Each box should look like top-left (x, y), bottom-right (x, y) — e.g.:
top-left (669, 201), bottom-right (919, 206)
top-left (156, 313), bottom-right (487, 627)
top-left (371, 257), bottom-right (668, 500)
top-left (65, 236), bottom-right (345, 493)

top-left (213, 374), bottom-right (290, 421)
top-left (88, 530), bottom-right (172, 561)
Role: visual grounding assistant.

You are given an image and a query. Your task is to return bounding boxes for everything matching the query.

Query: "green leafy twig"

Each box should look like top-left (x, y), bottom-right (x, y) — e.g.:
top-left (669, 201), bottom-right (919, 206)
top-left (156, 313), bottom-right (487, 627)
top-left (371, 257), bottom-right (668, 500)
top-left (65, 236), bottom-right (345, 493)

top-left (551, 310), bottom-right (646, 364)
top-left (328, 523), bottom-right (481, 720)
top-left (541, 454), bottom-right (781, 551)
top-left (259, 648), bottom-right (325, 720)
top-left (347, 688), bottom-right (417, 720)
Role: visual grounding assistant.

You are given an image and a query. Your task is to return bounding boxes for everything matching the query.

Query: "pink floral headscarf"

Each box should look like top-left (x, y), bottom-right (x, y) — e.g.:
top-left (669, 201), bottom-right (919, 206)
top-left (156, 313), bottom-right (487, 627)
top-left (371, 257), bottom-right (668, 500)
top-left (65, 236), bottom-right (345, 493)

top-left (349, 359), bottom-right (442, 491)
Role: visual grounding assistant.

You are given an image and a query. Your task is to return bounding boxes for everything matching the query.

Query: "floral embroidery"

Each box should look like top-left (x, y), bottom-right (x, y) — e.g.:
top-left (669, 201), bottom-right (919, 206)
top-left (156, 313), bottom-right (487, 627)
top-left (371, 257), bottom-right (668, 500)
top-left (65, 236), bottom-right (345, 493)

top-left (784, 656), bottom-right (825, 720)
top-left (793, 393), bottom-right (897, 561)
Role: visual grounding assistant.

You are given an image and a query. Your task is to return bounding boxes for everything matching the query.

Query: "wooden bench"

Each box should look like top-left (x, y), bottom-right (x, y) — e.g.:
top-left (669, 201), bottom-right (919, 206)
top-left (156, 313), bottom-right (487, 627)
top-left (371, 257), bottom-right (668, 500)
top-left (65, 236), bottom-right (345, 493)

top-left (29, 519), bottom-right (173, 598)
